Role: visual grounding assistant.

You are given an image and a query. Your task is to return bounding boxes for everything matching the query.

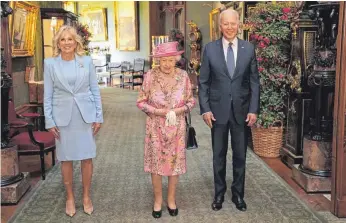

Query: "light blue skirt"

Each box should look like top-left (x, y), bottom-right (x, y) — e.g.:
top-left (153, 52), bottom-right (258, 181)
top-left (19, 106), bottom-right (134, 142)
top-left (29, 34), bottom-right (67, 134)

top-left (55, 101), bottom-right (96, 161)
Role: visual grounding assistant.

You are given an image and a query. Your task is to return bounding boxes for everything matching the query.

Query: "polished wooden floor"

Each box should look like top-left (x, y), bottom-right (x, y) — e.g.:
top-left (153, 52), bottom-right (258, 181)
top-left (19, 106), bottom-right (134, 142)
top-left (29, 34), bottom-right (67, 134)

top-left (1, 156), bottom-right (331, 223)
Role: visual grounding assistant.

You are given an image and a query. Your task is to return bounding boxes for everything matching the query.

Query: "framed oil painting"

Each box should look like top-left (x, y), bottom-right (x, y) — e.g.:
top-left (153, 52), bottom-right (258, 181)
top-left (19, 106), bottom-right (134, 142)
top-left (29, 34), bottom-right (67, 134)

top-left (81, 8), bottom-right (108, 42)
top-left (209, 8), bottom-right (221, 41)
top-left (114, 1), bottom-right (139, 51)
top-left (9, 1), bottom-right (39, 57)
top-left (63, 1), bottom-right (77, 14)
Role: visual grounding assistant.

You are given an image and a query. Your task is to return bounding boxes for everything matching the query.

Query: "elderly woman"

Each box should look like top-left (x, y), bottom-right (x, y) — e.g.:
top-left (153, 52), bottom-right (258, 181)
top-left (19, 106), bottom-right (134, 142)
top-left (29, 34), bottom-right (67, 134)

top-left (137, 41), bottom-right (196, 218)
top-left (43, 25), bottom-right (103, 217)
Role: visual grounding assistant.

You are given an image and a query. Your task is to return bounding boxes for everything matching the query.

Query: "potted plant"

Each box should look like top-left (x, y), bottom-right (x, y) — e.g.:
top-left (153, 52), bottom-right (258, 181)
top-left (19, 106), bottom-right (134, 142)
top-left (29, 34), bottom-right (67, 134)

top-left (75, 22), bottom-right (92, 55)
top-left (243, 2), bottom-right (297, 157)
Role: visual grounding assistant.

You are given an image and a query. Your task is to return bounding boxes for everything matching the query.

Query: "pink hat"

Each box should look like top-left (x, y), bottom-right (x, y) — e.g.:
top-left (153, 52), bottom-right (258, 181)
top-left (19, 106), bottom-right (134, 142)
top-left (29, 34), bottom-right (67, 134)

top-left (150, 41), bottom-right (184, 58)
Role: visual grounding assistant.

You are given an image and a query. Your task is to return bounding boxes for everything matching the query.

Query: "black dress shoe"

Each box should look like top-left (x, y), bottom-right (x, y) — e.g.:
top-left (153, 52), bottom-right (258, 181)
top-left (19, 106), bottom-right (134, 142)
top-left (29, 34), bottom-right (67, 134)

top-left (167, 206), bottom-right (178, 216)
top-left (231, 196), bottom-right (247, 211)
top-left (152, 209), bottom-right (162, 218)
top-left (211, 196), bottom-right (224, 211)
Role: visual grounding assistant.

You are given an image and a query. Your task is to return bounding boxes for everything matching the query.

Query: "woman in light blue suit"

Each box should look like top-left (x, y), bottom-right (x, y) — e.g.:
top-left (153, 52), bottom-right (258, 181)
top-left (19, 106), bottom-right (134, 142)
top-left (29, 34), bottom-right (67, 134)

top-left (43, 25), bottom-right (103, 217)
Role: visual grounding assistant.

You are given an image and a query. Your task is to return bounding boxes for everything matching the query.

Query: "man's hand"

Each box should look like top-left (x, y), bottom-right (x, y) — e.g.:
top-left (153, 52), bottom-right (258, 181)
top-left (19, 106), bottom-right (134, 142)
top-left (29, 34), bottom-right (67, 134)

top-left (48, 127), bottom-right (60, 140)
top-left (202, 112), bottom-right (216, 128)
top-left (92, 122), bottom-right (102, 136)
top-left (246, 113), bottom-right (257, 127)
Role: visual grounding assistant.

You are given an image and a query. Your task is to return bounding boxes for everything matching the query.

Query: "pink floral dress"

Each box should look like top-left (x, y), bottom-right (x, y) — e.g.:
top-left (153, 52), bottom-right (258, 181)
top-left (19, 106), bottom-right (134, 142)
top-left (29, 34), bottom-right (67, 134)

top-left (137, 68), bottom-right (195, 176)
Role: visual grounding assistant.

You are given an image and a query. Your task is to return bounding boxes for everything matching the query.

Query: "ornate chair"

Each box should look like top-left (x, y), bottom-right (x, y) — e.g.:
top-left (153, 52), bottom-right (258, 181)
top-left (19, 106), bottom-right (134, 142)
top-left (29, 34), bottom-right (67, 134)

top-left (8, 100), bottom-right (44, 136)
top-left (21, 104), bottom-right (45, 131)
top-left (110, 61), bottom-right (131, 87)
top-left (93, 59), bottom-right (109, 85)
top-left (124, 58), bottom-right (145, 90)
top-left (8, 100), bottom-right (30, 137)
top-left (9, 101), bottom-right (56, 180)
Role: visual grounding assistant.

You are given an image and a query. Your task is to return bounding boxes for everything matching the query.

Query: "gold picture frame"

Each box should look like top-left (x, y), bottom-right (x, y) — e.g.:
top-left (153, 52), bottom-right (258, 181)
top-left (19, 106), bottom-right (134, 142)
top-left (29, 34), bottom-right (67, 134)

top-left (63, 1), bottom-right (77, 14)
top-left (114, 1), bottom-right (139, 51)
top-left (9, 1), bottom-right (39, 57)
top-left (81, 8), bottom-right (108, 42)
top-left (209, 8), bottom-right (221, 41)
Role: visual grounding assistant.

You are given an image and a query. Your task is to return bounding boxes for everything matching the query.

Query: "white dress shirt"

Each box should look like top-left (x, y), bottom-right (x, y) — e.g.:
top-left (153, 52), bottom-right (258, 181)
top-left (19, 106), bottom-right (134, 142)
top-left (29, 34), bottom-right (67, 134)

top-left (222, 37), bottom-right (238, 68)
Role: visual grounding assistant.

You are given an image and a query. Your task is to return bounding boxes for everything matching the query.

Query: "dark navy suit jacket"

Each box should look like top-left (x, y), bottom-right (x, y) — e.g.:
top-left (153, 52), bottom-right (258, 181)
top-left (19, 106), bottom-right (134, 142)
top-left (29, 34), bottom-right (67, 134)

top-left (198, 38), bottom-right (260, 125)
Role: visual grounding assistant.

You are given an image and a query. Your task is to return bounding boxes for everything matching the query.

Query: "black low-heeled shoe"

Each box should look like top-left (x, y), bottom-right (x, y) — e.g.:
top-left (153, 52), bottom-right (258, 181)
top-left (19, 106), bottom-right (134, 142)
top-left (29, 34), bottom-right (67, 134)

top-left (152, 209), bottom-right (162, 218)
top-left (167, 206), bottom-right (178, 216)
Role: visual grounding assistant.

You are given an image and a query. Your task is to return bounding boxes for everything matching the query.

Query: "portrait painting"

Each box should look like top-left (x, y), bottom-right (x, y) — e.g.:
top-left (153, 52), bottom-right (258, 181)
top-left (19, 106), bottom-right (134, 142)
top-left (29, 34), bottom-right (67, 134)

top-left (82, 8), bottom-right (108, 42)
top-left (9, 1), bottom-right (38, 57)
top-left (63, 1), bottom-right (77, 14)
top-left (209, 8), bottom-right (221, 41)
top-left (115, 1), bottom-right (139, 51)
top-left (12, 8), bottom-right (27, 50)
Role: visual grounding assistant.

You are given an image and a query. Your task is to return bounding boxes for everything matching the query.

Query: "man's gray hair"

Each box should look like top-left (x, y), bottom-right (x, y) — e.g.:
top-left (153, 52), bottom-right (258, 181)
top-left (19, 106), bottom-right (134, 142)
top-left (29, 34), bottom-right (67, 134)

top-left (219, 9), bottom-right (240, 24)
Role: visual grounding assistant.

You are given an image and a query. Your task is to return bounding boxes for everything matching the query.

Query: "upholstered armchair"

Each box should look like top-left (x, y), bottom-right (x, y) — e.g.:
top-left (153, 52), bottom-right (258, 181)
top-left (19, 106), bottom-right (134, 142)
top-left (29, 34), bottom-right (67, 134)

top-left (9, 101), bottom-right (56, 180)
top-left (8, 101), bottom-right (30, 136)
top-left (8, 100), bottom-right (44, 132)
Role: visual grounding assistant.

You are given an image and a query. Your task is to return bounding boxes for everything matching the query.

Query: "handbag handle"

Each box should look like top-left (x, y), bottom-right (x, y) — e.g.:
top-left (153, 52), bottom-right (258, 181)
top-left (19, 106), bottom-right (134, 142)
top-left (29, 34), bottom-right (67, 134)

top-left (185, 105), bottom-right (191, 126)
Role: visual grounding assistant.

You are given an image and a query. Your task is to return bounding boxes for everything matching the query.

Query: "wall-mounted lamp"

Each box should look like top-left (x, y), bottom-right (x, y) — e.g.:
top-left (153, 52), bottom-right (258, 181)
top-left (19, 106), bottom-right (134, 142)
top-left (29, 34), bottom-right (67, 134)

top-left (51, 17), bottom-right (57, 27)
top-left (50, 17), bottom-right (57, 34)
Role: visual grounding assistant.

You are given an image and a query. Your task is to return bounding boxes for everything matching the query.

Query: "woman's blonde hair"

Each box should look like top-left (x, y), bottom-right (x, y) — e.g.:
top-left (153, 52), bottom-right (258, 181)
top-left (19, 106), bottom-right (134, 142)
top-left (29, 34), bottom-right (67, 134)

top-left (52, 25), bottom-right (85, 57)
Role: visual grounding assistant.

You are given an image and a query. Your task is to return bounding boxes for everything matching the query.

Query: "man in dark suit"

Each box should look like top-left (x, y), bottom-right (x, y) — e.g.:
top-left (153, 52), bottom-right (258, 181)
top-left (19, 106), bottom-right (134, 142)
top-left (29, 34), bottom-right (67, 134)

top-left (198, 9), bottom-right (260, 212)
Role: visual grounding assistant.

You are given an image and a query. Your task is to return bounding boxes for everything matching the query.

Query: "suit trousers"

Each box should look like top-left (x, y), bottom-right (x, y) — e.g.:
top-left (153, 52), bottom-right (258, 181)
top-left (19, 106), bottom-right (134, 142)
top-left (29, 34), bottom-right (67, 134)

top-left (211, 104), bottom-right (248, 199)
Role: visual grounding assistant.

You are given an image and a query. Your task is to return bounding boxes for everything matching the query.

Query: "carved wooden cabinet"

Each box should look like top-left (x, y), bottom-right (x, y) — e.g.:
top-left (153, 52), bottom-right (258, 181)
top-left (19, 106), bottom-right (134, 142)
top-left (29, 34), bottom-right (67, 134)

top-left (149, 1), bottom-right (186, 68)
top-left (40, 8), bottom-right (77, 59)
top-left (160, 1), bottom-right (186, 36)
top-left (281, 8), bottom-right (318, 168)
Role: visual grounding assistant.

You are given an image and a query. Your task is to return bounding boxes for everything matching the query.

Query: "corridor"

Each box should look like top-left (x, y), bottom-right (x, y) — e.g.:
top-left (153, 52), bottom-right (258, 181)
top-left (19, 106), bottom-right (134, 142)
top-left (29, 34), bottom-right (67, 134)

top-left (9, 88), bottom-right (325, 223)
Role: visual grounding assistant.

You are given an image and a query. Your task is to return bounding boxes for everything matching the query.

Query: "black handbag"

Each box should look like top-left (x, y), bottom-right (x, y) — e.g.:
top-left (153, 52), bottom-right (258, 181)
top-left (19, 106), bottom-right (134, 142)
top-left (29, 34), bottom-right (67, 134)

top-left (185, 106), bottom-right (198, 150)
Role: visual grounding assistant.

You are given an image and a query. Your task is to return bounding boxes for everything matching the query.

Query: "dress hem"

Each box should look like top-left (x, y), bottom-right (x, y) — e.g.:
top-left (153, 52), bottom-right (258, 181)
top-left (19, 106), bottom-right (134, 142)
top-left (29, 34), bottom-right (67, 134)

top-left (57, 154), bottom-right (96, 162)
top-left (144, 170), bottom-right (186, 176)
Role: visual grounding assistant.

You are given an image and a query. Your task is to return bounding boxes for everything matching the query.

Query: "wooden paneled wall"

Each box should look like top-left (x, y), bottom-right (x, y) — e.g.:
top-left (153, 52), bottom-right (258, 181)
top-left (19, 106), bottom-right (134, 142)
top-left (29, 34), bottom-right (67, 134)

top-left (331, 1), bottom-right (346, 217)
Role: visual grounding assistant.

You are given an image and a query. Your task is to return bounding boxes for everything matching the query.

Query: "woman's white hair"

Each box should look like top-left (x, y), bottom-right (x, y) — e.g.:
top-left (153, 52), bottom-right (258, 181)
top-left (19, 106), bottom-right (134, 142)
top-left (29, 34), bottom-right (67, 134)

top-left (157, 55), bottom-right (181, 62)
top-left (219, 9), bottom-right (240, 24)
top-left (52, 25), bottom-right (85, 57)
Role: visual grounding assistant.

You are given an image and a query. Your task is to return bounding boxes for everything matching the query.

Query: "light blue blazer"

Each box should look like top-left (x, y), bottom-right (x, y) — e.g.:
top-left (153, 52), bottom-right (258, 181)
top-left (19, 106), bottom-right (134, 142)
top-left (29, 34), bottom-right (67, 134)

top-left (43, 54), bottom-right (103, 129)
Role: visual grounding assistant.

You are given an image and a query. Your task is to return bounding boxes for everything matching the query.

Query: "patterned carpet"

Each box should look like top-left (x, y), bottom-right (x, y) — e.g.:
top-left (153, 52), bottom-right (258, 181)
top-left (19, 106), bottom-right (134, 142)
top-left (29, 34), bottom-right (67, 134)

top-left (9, 88), bottom-right (329, 223)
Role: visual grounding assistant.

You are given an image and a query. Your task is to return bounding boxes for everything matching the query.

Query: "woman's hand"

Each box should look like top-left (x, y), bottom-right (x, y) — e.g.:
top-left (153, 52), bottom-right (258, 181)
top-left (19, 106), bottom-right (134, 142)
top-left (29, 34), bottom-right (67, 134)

top-left (48, 127), bottom-right (60, 140)
top-left (92, 122), bottom-right (102, 136)
top-left (173, 107), bottom-right (187, 116)
top-left (154, 109), bottom-right (169, 117)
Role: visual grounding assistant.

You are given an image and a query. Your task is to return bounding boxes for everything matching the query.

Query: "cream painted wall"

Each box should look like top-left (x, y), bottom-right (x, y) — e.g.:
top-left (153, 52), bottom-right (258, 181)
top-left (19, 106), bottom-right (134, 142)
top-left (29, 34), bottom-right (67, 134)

top-left (77, 1), bottom-right (150, 69)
